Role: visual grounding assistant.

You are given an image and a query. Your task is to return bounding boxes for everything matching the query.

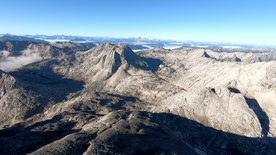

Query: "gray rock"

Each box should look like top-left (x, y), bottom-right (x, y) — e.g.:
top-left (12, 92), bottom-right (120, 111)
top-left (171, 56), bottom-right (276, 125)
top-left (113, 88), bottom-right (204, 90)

top-left (0, 40), bottom-right (275, 154)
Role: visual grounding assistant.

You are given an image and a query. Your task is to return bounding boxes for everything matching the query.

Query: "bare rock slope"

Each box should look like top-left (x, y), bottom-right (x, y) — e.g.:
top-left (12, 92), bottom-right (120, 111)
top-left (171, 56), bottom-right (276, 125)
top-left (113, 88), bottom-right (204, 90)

top-left (0, 41), bottom-right (275, 154)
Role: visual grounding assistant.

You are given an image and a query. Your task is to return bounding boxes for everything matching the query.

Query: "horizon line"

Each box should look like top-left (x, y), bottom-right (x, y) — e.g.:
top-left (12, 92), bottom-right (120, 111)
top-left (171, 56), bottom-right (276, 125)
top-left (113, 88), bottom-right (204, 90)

top-left (1, 33), bottom-right (276, 48)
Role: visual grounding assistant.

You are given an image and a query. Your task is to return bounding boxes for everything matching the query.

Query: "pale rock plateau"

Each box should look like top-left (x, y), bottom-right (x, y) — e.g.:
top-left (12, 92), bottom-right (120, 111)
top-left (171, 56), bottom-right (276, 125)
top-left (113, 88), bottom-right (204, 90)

top-left (0, 39), bottom-right (275, 154)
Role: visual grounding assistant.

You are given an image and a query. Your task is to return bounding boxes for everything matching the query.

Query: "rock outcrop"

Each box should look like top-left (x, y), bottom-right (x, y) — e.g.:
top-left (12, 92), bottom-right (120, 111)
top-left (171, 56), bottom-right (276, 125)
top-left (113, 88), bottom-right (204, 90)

top-left (0, 40), bottom-right (275, 154)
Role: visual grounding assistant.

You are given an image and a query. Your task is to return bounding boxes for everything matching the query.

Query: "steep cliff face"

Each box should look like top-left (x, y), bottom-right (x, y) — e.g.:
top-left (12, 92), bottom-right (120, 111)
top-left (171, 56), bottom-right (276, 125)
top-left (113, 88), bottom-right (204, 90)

top-left (0, 40), bottom-right (275, 154)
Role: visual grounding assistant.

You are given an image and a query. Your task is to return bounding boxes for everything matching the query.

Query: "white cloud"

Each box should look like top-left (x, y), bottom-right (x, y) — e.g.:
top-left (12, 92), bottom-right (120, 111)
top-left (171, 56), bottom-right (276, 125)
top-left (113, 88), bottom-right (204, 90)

top-left (0, 50), bottom-right (10, 58)
top-left (0, 48), bottom-right (42, 71)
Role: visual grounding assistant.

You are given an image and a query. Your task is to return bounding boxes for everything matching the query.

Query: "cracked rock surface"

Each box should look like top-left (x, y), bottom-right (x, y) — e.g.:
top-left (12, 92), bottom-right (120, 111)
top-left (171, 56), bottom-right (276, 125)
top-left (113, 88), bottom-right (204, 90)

top-left (0, 40), bottom-right (275, 154)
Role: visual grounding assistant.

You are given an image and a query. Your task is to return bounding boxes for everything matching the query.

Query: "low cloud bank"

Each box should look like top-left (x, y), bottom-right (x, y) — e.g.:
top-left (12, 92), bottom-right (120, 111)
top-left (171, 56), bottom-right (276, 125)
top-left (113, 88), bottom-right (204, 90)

top-left (0, 48), bottom-right (42, 71)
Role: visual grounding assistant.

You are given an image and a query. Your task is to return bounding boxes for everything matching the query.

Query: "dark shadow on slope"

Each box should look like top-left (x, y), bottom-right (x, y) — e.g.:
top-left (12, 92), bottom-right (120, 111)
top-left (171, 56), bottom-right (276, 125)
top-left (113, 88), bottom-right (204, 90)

top-left (150, 112), bottom-right (275, 154)
top-left (9, 60), bottom-right (85, 103)
top-left (228, 87), bottom-right (241, 94)
top-left (92, 93), bottom-right (142, 111)
top-left (0, 69), bottom-right (3, 78)
top-left (0, 109), bottom-right (275, 154)
top-left (107, 93), bottom-right (137, 102)
top-left (106, 94), bottom-right (139, 110)
top-left (8, 60), bottom-right (85, 118)
top-left (203, 51), bottom-right (211, 58)
top-left (228, 87), bottom-right (269, 137)
top-left (0, 90), bottom-right (275, 154)
top-left (122, 46), bottom-right (162, 72)
top-left (235, 57), bottom-right (242, 62)
top-left (211, 88), bottom-right (216, 93)
top-left (0, 114), bottom-right (78, 154)
top-left (140, 57), bottom-right (162, 72)
top-left (91, 111), bottom-right (276, 154)
top-left (111, 52), bottom-right (122, 74)
top-left (245, 97), bottom-right (270, 137)
top-left (0, 115), bottom-right (63, 138)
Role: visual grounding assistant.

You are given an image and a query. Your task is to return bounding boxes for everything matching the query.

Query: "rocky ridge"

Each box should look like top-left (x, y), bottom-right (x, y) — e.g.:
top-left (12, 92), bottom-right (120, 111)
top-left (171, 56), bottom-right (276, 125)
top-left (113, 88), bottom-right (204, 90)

top-left (0, 40), bottom-right (275, 154)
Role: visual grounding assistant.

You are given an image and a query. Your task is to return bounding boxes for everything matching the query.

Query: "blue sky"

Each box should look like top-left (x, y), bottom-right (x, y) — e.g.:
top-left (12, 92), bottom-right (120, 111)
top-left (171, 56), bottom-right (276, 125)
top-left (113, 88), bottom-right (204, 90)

top-left (0, 0), bottom-right (276, 45)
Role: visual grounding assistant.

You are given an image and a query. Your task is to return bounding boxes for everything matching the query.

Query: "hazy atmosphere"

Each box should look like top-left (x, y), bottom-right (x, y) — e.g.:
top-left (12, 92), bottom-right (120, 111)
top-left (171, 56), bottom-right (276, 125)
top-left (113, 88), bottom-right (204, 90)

top-left (1, 0), bottom-right (276, 45)
top-left (1, 0), bottom-right (276, 154)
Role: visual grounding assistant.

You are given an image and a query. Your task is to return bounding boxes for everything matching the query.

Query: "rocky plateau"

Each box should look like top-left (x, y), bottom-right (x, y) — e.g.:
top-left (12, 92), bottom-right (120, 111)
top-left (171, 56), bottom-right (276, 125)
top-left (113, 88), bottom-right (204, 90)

top-left (0, 39), bottom-right (275, 154)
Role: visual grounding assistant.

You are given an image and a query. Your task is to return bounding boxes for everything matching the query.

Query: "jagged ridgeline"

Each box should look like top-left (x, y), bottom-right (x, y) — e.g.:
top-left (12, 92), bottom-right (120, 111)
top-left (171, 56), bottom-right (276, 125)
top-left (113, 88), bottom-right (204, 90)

top-left (0, 39), bottom-right (276, 154)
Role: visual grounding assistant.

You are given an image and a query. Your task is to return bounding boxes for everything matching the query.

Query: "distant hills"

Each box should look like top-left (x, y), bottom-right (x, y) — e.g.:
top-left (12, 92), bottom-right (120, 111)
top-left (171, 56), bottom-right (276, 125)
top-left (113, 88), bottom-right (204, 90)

top-left (0, 34), bottom-right (48, 43)
top-left (1, 34), bottom-right (275, 50)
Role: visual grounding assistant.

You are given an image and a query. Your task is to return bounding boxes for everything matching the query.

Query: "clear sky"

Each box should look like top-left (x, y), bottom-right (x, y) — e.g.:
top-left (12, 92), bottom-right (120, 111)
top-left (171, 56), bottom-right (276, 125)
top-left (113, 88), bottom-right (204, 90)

top-left (0, 0), bottom-right (276, 45)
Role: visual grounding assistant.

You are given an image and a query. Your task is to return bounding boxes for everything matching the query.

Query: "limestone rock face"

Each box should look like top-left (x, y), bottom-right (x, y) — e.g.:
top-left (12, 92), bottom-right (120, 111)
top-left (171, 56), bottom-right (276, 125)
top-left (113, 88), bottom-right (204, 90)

top-left (152, 88), bottom-right (262, 137)
top-left (0, 69), bottom-right (45, 128)
top-left (0, 40), bottom-right (275, 154)
top-left (144, 48), bottom-right (276, 137)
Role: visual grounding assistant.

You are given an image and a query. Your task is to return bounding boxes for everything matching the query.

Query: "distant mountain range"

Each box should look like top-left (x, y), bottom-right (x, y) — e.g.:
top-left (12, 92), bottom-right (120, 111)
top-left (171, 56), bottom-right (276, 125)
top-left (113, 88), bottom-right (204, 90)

top-left (1, 34), bottom-right (275, 50)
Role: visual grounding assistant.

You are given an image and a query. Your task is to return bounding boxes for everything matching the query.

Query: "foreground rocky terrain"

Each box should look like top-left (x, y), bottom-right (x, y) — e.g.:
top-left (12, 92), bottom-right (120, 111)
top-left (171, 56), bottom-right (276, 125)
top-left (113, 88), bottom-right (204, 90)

top-left (0, 39), bottom-right (275, 154)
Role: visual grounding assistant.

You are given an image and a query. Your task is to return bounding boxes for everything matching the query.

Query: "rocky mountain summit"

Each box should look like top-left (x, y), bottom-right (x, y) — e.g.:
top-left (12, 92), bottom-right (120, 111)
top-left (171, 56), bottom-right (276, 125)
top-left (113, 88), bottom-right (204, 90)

top-left (0, 40), bottom-right (275, 154)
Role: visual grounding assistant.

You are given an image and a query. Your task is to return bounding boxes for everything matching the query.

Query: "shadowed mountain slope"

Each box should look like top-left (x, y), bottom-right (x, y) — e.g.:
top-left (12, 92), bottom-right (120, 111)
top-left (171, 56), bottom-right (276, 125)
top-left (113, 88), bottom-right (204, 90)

top-left (0, 40), bottom-right (275, 154)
